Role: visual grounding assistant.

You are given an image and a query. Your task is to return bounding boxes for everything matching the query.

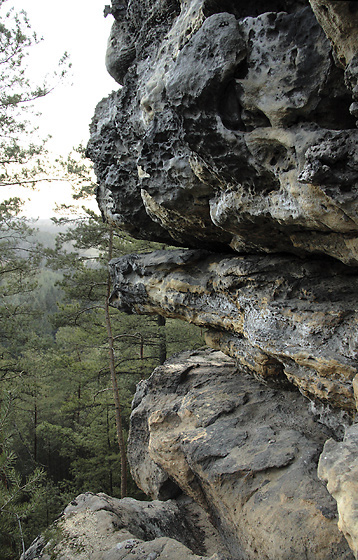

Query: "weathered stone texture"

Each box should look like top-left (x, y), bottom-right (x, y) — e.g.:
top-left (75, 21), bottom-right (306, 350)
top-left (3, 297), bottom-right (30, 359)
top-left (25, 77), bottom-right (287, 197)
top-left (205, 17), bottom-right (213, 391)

top-left (309, 1), bottom-right (358, 67)
top-left (128, 349), bottom-right (353, 560)
top-left (307, 1), bottom-right (358, 128)
top-left (82, 1), bottom-right (358, 559)
top-left (88, 0), bottom-right (358, 420)
top-left (95, 0), bottom-right (358, 439)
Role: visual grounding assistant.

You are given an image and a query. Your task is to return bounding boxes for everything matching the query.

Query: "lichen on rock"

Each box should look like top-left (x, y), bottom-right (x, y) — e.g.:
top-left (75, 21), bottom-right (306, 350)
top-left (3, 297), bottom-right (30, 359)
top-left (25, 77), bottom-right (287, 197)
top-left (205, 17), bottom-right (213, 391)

top-left (22, 491), bottom-right (225, 560)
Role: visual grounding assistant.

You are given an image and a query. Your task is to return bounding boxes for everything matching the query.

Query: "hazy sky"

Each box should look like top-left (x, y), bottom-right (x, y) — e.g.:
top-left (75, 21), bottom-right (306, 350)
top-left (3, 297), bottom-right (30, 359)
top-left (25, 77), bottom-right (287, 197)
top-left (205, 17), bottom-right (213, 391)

top-left (3, 0), bottom-right (117, 217)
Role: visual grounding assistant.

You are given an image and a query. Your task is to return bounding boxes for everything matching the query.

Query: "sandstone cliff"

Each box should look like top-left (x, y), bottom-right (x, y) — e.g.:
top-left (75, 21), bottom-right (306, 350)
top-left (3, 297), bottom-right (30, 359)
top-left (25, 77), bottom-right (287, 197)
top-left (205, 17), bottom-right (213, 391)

top-left (23, 1), bottom-right (358, 559)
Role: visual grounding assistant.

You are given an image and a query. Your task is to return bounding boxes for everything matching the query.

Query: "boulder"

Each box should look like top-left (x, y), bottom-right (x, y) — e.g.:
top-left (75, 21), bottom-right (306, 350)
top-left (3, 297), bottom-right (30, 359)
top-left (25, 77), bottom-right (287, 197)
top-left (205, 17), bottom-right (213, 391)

top-left (318, 424), bottom-right (358, 560)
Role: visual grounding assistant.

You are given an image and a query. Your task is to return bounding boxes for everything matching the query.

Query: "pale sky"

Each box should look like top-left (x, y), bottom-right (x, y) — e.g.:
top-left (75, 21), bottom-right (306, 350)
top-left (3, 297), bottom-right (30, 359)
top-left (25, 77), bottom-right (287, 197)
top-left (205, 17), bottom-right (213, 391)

top-left (3, 0), bottom-right (117, 218)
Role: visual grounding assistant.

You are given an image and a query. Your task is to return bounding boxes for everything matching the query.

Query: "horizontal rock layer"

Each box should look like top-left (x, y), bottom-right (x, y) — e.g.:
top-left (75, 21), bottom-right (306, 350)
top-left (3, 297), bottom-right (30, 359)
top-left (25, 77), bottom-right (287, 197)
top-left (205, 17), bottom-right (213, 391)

top-left (128, 349), bottom-right (354, 560)
top-left (109, 249), bottom-right (358, 413)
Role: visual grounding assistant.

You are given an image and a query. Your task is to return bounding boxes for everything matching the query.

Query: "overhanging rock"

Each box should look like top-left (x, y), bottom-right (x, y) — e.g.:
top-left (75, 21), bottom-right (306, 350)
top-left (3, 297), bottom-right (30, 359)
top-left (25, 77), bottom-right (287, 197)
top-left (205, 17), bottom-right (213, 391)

top-left (110, 249), bottom-right (358, 413)
top-left (87, 0), bottom-right (358, 265)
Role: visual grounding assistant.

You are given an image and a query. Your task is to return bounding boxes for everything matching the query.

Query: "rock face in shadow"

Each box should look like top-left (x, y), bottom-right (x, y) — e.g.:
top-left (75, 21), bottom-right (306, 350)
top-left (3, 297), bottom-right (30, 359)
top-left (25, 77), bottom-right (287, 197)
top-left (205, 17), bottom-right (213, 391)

top-left (127, 349), bottom-right (353, 560)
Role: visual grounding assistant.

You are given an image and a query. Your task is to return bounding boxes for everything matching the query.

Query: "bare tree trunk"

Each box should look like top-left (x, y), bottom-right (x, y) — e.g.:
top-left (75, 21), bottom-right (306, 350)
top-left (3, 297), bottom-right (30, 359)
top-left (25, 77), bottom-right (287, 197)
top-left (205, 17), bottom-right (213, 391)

top-left (157, 315), bottom-right (167, 365)
top-left (75, 348), bottom-right (82, 425)
top-left (33, 399), bottom-right (38, 462)
top-left (105, 226), bottom-right (127, 497)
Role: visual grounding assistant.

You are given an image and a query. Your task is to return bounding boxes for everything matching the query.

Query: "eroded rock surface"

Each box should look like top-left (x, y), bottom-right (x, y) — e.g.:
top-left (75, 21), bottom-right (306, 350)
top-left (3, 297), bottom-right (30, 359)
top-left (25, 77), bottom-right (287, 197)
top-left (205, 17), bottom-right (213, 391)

top-left (308, 1), bottom-right (358, 129)
top-left (81, 1), bottom-right (358, 559)
top-left (88, 0), bottom-right (358, 264)
top-left (308, 1), bottom-right (358, 67)
top-left (89, 0), bottom-right (358, 416)
top-left (128, 349), bottom-right (353, 560)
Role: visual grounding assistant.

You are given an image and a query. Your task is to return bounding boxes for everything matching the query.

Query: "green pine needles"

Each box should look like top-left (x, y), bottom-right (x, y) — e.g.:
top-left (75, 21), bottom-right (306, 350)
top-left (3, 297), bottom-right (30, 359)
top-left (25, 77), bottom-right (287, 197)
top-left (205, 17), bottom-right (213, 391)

top-left (0, 391), bottom-right (45, 559)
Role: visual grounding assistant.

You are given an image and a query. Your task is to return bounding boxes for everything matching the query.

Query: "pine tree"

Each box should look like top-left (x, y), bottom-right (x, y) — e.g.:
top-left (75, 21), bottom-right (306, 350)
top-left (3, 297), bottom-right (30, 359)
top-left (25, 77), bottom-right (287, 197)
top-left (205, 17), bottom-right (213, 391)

top-left (45, 151), bottom-right (205, 498)
top-left (0, 198), bottom-right (43, 382)
top-left (0, 0), bottom-right (70, 189)
top-left (47, 206), bottom-right (160, 497)
top-left (0, 391), bottom-right (45, 560)
top-left (0, 4), bottom-right (70, 555)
